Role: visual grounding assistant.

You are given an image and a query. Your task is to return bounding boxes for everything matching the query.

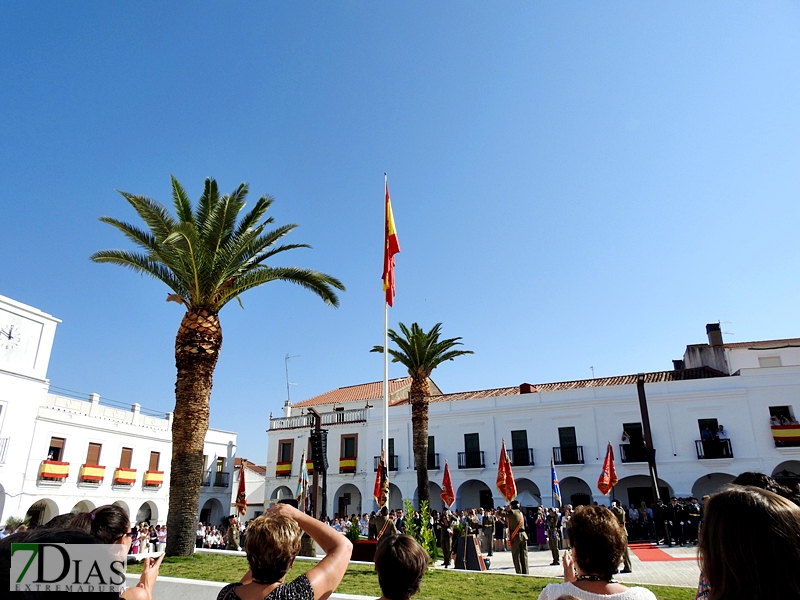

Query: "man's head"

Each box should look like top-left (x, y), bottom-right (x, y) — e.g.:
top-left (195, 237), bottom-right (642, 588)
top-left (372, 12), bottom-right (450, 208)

top-left (374, 535), bottom-right (429, 600)
top-left (510, 500), bottom-right (520, 510)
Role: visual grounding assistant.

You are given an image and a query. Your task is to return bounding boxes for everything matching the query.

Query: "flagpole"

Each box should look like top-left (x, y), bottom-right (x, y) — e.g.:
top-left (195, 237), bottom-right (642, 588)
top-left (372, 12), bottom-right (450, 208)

top-left (382, 173), bottom-right (390, 508)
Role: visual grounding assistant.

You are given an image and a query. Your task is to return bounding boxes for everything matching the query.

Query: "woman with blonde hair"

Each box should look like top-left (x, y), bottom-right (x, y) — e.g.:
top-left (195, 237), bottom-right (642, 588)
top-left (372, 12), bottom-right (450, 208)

top-left (698, 485), bottom-right (800, 600)
top-left (217, 503), bottom-right (351, 600)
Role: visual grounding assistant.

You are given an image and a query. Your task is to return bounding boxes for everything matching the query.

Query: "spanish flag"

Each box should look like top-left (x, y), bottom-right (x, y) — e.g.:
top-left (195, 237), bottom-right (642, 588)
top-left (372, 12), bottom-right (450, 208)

top-left (382, 180), bottom-right (400, 306)
top-left (496, 440), bottom-right (517, 502)
top-left (374, 450), bottom-right (389, 508)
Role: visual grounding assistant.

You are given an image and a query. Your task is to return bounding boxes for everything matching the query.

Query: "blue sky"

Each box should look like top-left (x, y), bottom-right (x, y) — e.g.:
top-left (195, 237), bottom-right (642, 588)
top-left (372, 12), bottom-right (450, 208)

top-left (2, 2), bottom-right (800, 462)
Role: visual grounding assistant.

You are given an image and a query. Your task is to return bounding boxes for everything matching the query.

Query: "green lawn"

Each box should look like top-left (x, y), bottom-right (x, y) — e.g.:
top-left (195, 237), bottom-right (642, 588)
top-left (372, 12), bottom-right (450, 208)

top-left (130, 553), bottom-right (694, 600)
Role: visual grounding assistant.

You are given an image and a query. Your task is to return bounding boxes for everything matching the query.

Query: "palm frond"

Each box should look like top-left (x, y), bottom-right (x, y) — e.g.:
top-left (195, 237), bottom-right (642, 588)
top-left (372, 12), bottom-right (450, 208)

top-left (171, 175), bottom-right (194, 225)
top-left (374, 322), bottom-right (473, 375)
top-left (118, 192), bottom-right (176, 241)
top-left (217, 265), bottom-right (344, 309)
top-left (90, 249), bottom-right (185, 296)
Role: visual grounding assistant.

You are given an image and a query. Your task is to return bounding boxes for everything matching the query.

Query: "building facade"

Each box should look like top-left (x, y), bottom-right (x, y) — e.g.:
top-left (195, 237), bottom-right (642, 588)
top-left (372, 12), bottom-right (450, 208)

top-left (264, 324), bottom-right (800, 516)
top-left (0, 294), bottom-right (236, 527)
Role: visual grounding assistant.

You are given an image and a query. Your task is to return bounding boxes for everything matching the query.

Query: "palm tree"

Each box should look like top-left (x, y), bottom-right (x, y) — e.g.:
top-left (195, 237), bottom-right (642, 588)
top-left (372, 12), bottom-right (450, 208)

top-left (91, 176), bottom-right (344, 556)
top-left (372, 322), bottom-right (472, 507)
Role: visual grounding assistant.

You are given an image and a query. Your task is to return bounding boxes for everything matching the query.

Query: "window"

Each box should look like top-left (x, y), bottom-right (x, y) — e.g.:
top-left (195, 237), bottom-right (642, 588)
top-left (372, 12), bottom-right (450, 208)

top-left (463, 433), bottom-right (483, 468)
top-left (341, 434), bottom-right (357, 459)
top-left (149, 451), bottom-right (160, 471)
top-left (558, 427), bottom-right (577, 447)
top-left (621, 423), bottom-right (646, 462)
top-left (119, 447), bottom-right (133, 469)
top-left (216, 457), bottom-right (225, 472)
top-left (770, 406), bottom-right (794, 422)
top-left (759, 356), bottom-right (782, 368)
top-left (428, 436), bottom-right (435, 459)
top-left (511, 430), bottom-right (530, 465)
top-left (278, 440), bottom-right (293, 463)
top-left (48, 437), bottom-right (66, 461)
top-left (85, 443), bottom-right (102, 465)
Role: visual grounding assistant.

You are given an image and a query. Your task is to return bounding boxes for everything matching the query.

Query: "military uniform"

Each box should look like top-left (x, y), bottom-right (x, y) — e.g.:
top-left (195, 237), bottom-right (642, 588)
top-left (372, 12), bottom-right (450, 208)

top-left (686, 500), bottom-right (701, 544)
top-left (610, 504), bottom-right (632, 572)
top-left (440, 511), bottom-right (453, 567)
top-left (482, 512), bottom-right (495, 556)
top-left (546, 510), bottom-right (560, 565)
top-left (501, 507), bottom-right (529, 574)
top-left (374, 513), bottom-right (398, 541)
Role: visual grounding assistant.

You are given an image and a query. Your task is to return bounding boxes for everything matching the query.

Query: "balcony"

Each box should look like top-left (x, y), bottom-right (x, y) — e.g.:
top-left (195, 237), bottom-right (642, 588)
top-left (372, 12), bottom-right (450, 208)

top-left (508, 448), bottom-right (534, 467)
top-left (143, 470), bottom-right (164, 487)
top-left (458, 451), bottom-right (485, 469)
top-left (276, 461), bottom-right (292, 477)
top-left (113, 468), bottom-right (137, 485)
top-left (214, 471), bottom-right (230, 487)
top-left (413, 454), bottom-right (441, 470)
top-left (0, 437), bottom-right (9, 463)
top-left (40, 460), bottom-right (70, 481)
top-left (339, 457), bottom-right (357, 474)
top-left (771, 425), bottom-right (800, 448)
top-left (373, 455), bottom-right (399, 472)
top-left (201, 473), bottom-right (211, 486)
top-left (553, 446), bottom-right (584, 465)
top-left (695, 439), bottom-right (733, 460)
top-left (619, 444), bottom-right (648, 463)
top-left (269, 408), bottom-right (367, 430)
top-left (79, 464), bottom-right (106, 483)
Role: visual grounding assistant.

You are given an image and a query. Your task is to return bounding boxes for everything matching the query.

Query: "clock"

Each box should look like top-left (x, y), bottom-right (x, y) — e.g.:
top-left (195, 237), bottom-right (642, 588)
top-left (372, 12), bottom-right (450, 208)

top-left (0, 308), bottom-right (42, 372)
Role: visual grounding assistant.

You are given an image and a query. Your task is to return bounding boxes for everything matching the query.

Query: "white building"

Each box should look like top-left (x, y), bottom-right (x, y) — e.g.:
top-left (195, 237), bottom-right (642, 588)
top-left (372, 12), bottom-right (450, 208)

top-left (0, 294), bottom-right (236, 528)
top-left (264, 324), bottom-right (800, 516)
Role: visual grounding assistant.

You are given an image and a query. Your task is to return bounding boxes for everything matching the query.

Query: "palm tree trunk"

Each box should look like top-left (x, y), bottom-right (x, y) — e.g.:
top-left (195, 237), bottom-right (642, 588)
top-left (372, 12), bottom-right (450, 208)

top-left (166, 308), bottom-right (222, 556)
top-left (410, 375), bottom-right (431, 508)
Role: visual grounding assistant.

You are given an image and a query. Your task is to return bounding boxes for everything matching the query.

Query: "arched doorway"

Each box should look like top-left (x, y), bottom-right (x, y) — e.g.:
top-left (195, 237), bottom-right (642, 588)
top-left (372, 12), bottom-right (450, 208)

top-left (691, 473), bottom-right (735, 499)
top-left (333, 483), bottom-right (362, 517)
top-left (515, 478), bottom-right (542, 508)
top-left (199, 498), bottom-right (225, 527)
top-left (559, 477), bottom-right (592, 507)
top-left (71, 500), bottom-right (96, 514)
top-left (25, 498), bottom-right (59, 527)
top-left (615, 475), bottom-right (673, 508)
top-left (270, 486), bottom-right (293, 503)
top-left (413, 482), bottom-right (445, 513)
top-left (388, 483), bottom-right (404, 511)
top-left (456, 479), bottom-right (493, 510)
top-left (136, 501), bottom-right (158, 525)
top-left (773, 460), bottom-right (800, 489)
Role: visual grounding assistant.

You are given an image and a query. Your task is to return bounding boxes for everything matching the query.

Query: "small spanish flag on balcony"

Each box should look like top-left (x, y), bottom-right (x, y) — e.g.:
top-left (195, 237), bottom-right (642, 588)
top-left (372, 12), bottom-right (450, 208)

top-left (339, 458), bottom-right (357, 473)
top-left (306, 460), bottom-right (314, 474)
top-left (79, 464), bottom-right (106, 482)
top-left (40, 460), bottom-right (70, 480)
top-left (276, 461), bottom-right (292, 477)
top-left (143, 470), bottom-right (164, 486)
top-left (113, 468), bottom-right (137, 484)
top-left (772, 425), bottom-right (800, 443)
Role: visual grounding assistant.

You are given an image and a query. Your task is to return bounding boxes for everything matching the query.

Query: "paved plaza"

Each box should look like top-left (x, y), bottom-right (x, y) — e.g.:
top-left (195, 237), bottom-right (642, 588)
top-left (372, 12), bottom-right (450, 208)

top-left (435, 542), bottom-right (701, 589)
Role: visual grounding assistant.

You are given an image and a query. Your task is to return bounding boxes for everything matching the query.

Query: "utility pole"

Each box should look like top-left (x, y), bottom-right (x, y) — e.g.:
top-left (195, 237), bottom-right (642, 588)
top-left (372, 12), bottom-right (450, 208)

top-left (636, 373), bottom-right (662, 504)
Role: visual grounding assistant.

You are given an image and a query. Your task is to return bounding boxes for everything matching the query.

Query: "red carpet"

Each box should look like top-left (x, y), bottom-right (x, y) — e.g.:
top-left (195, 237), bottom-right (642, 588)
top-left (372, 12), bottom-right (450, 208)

top-left (628, 543), bottom-right (696, 562)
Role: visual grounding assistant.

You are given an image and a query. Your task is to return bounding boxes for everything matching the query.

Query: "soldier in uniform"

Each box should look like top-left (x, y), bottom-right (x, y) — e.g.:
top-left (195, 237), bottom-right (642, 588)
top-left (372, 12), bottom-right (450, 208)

top-left (686, 497), bottom-right (701, 544)
top-left (440, 508), bottom-right (453, 568)
top-left (610, 500), bottom-right (633, 573)
top-left (482, 509), bottom-right (495, 556)
top-left (546, 507), bottom-right (561, 566)
top-left (374, 506), bottom-right (398, 542)
top-left (500, 500), bottom-right (529, 574)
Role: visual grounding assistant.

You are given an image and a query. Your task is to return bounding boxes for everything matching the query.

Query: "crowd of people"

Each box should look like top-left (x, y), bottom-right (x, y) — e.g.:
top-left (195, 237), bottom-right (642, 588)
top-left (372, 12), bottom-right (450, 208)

top-left (4, 469), bottom-right (800, 600)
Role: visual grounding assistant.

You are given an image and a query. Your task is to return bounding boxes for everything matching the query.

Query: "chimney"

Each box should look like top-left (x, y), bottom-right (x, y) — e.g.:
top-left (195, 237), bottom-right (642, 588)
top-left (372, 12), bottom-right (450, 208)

top-left (706, 323), bottom-right (723, 347)
top-left (282, 400), bottom-right (292, 418)
top-left (673, 359), bottom-right (685, 370)
top-left (519, 383), bottom-right (535, 394)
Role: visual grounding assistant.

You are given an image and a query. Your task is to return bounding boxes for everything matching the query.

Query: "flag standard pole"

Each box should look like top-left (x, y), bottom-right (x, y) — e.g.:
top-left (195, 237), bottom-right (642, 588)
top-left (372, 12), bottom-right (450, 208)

top-left (382, 173), bottom-right (390, 508)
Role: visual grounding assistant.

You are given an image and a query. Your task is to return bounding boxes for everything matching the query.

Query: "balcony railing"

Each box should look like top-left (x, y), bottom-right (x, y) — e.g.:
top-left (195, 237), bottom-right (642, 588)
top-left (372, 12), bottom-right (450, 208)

top-left (508, 448), bottom-right (534, 467)
top-left (458, 451), bottom-right (485, 469)
top-left (276, 461), bottom-right (292, 477)
top-left (0, 437), bottom-right (9, 463)
top-left (40, 460), bottom-right (70, 481)
top-left (79, 464), bottom-right (106, 483)
top-left (619, 444), bottom-right (648, 463)
top-left (553, 446), bottom-right (584, 465)
top-left (214, 471), bottom-right (230, 487)
top-left (113, 467), bottom-right (137, 485)
top-left (373, 455), bottom-right (399, 471)
top-left (269, 408), bottom-right (367, 430)
top-left (695, 439), bottom-right (733, 460)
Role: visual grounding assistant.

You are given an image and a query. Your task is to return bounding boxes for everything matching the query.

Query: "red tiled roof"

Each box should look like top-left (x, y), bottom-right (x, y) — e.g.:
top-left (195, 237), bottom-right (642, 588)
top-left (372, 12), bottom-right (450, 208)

top-left (234, 458), bottom-right (266, 474)
top-left (293, 377), bottom-right (416, 408)
top-left (722, 338), bottom-right (800, 350)
top-left (394, 366), bottom-right (728, 405)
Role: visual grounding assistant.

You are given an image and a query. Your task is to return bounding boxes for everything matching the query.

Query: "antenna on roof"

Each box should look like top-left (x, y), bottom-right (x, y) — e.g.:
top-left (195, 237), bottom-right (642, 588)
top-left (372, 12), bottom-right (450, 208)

top-left (590, 366), bottom-right (595, 378)
top-left (285, 354), bottom-right (300, 404)
top-left (718, 320), bottom-right (734, 337)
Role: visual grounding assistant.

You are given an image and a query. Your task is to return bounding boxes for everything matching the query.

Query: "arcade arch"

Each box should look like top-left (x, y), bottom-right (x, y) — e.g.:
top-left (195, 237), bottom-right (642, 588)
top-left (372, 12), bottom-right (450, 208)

top-left (333, 483), bottom-right (362, 517)
top-left (691, 473), bottom-right (735, 499)
top-left (456, 479), bottom-right (492, 510)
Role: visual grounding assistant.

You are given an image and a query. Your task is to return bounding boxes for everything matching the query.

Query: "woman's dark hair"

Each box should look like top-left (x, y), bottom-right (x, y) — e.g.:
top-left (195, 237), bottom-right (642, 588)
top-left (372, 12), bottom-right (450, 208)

top-left (699, 485), bottom-right (800, 600)
top-left (72, 504), bottom-right (130, 544)
top-left (566, 506), bottom-right (625, 578)
top-left (374, 534), bottom-right (428, 600)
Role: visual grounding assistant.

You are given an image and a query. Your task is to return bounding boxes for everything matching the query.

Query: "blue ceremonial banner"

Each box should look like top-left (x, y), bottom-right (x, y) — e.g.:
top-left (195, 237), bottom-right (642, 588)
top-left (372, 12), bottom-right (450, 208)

top-left (551, 457), bottom-right (562, 508)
